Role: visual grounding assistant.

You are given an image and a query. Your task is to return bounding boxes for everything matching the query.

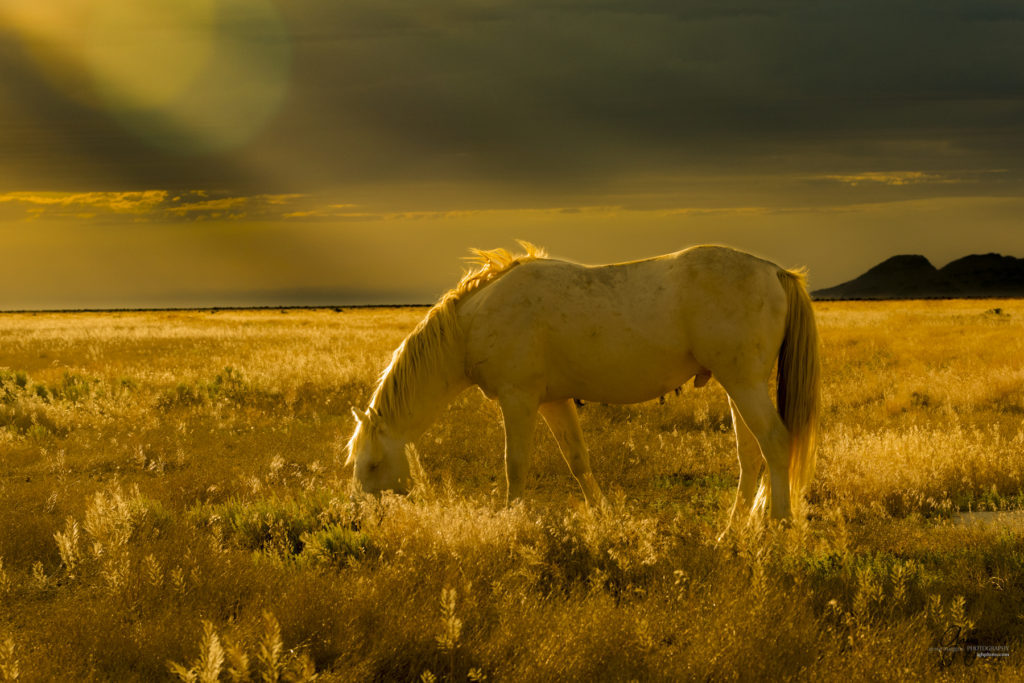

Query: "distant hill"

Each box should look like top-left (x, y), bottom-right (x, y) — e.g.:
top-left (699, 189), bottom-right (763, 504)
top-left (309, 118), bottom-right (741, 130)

top-left (813, 253), bottom-right (1024, 299)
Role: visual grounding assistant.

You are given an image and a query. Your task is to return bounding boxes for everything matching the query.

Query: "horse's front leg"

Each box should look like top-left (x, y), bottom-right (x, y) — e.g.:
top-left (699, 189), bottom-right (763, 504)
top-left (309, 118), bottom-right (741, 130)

top-left (539, 399), bottom-right (605, 507)
top-left (498, 395), bottom-right (538, 505)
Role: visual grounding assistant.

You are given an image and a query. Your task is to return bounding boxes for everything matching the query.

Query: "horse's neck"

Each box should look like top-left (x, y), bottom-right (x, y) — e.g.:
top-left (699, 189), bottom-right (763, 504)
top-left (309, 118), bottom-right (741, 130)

top-left (373, 349), bottom-right (469, 442)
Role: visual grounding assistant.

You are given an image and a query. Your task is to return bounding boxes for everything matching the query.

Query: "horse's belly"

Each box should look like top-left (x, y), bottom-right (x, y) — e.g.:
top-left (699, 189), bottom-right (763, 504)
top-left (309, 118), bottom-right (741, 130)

top-left (544, 350), bottom-right (701, 405)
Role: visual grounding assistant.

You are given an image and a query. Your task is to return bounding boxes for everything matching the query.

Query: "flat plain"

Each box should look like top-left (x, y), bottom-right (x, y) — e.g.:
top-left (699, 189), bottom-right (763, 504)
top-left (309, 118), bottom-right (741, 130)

top-left (1, 300), bottom-right (1023, 681)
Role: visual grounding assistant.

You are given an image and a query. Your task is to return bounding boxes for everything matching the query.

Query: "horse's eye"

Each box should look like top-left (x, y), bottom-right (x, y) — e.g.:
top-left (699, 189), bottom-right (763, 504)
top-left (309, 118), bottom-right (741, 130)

top-left (367, 462), bottom-right (378, 473)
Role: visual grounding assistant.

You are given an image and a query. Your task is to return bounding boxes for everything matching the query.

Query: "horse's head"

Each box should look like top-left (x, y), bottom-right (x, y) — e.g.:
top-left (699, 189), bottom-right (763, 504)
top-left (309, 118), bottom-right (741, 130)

top-left (346, 407), bottom-right (411, 496)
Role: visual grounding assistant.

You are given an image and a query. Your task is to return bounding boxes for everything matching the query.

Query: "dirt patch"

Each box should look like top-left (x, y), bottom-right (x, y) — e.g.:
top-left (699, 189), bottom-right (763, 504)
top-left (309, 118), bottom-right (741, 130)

top-left (951, 510), bottom-right (1024, 530)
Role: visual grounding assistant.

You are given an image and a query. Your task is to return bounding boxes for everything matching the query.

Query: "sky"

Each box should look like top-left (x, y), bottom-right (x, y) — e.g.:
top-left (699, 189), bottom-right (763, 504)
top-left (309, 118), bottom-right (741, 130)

top-left (1, 0), bottom-right (1023, 309)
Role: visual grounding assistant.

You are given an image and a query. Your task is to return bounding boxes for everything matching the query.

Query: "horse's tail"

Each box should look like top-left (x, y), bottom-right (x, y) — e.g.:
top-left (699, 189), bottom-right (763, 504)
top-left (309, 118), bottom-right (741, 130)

top-left (775, 268), bottom-right (820, 515)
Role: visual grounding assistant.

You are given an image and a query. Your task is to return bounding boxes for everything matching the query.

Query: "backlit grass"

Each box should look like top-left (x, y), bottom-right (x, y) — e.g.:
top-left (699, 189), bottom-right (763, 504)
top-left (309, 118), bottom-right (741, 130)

top-left (1, 301), bottom-right (1023, 680)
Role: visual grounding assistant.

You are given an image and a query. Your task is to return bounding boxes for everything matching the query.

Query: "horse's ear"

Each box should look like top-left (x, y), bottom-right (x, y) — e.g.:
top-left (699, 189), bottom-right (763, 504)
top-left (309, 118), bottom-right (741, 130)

top-left (351, 407), bottom-right (370, 425)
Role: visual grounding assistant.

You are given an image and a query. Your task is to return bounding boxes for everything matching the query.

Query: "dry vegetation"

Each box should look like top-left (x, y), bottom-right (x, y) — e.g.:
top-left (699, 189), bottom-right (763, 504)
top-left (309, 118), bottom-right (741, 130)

top-left (1, 300), bottom-right (1023, 681)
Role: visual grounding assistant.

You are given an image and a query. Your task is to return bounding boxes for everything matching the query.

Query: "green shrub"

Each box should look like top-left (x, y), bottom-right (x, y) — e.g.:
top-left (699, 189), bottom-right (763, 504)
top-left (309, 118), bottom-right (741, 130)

top-left (300, 525), bottom-right (379, 566)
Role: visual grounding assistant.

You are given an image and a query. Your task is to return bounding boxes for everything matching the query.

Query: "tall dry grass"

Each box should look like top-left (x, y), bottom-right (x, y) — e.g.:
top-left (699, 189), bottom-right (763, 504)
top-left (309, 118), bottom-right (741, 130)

top-left (0, 301), bottom-right (1023, 680)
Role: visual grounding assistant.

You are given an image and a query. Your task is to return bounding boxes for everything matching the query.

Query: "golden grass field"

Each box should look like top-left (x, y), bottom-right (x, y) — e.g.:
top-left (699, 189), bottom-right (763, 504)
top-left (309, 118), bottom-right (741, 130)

top-left (1, 300), bottom-right (1023, 681)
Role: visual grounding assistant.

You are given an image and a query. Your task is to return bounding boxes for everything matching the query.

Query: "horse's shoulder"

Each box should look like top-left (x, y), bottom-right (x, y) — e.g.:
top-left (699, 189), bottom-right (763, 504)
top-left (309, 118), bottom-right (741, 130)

top-left (492, 256), bottom-right (580, 283)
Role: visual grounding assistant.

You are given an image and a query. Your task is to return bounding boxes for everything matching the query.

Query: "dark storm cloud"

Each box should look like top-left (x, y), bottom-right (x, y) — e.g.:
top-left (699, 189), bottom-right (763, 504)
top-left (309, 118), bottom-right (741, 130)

top-left (3, 0), bottom-right (1024, 197)
top-left (261, 0), bottom-right (1024, 194)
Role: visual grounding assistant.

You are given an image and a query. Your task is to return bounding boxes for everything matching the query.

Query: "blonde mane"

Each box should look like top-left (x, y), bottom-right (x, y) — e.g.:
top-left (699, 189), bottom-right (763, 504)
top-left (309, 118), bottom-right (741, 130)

top-left (367, 241), bottom-right (546, 424)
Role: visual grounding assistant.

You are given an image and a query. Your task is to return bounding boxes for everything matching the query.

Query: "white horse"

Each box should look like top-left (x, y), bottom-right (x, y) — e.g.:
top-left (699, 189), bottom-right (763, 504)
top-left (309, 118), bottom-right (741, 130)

top-left (347, 243), bottom-right (819, 528)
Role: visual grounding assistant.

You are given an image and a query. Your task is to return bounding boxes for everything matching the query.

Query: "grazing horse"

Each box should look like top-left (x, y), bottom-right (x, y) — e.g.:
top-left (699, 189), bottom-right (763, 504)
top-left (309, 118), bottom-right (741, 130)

top-left (347, 243), bottom-right (819, 529)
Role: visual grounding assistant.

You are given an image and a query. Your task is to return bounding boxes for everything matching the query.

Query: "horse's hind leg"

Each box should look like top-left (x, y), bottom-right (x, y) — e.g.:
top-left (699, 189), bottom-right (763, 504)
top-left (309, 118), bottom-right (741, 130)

top-left (498, 395), bottom-right (538, 505)
top-left (539, 399), bottom-right (605, 507)
top-left (719, 398), bottom-right (765, 539)
top-left (721, 383), bottom-right (792, 520)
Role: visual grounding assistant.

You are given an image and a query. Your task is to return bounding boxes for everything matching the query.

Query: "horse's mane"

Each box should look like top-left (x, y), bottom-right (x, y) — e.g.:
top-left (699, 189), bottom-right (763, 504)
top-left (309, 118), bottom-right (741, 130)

top-left (366, 240), bottom-right (546, 425)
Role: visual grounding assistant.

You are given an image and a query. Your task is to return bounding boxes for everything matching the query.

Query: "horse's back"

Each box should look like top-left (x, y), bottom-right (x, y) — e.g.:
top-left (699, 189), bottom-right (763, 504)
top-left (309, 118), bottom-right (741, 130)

top-left (458, 246), bottom-right (789, 403)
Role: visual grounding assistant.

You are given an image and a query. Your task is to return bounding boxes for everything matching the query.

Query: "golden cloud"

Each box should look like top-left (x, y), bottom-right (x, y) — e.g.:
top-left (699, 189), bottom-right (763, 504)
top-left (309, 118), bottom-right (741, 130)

top-left (817, 171), bottom-right (955, 187)
top-left (0, 191), bottom-right (305, 221)
top-left (0, 190), bottom-right (169, 214)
